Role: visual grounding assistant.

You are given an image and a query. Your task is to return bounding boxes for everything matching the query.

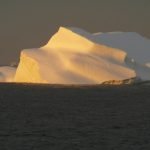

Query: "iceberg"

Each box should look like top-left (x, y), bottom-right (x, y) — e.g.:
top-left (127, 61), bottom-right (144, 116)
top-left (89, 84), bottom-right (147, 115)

top-left (1, 27), bottom-right (150, 84)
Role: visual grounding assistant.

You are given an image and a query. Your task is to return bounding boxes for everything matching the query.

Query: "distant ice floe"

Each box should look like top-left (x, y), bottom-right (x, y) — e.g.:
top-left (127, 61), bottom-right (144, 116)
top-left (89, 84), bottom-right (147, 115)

top-left (1, 27), bottom-right (150, 84)
top-left (0, 66), bottom-right (16, 82)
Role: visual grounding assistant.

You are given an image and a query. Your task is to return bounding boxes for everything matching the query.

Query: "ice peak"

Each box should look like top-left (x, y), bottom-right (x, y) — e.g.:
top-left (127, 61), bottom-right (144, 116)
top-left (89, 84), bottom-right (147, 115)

top-left (44, 26), bottom-right (94, 52)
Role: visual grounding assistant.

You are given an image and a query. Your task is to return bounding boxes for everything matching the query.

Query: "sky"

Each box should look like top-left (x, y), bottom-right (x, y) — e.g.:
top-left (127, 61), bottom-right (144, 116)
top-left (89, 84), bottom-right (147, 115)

top-left (0, 0), bottom-right (150, 65)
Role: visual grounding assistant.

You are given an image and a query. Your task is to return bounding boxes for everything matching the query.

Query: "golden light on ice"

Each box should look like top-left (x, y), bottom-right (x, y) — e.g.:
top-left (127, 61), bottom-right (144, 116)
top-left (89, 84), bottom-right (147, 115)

top-left (1, 27), bottom-right (150, 84)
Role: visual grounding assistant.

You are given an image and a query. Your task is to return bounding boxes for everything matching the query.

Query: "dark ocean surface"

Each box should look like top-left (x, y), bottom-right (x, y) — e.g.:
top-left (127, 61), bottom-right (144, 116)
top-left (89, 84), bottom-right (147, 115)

top-left (0, 83), bottom-right (150, 150)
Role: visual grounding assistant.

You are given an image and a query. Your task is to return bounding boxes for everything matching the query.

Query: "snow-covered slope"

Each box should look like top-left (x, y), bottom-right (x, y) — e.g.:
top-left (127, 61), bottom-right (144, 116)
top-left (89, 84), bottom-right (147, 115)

top-left (93, 32), bottom-right (150, 65)
top-left (0, 66), bottom-right (16, 82)
top-left (70, 27), bottom-right (150, 64)
top-left (14, 27), bottom-right (150, 84)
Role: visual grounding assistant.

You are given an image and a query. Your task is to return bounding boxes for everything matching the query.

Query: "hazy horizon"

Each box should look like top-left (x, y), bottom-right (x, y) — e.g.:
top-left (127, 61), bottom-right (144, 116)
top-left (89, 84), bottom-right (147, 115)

top-left (0, 0), bottom-right (150, 65)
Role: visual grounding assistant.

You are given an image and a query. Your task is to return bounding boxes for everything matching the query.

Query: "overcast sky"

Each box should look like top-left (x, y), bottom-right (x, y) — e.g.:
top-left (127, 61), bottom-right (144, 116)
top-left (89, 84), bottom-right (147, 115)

top-left (0, 0), bottom-right (150, 65)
